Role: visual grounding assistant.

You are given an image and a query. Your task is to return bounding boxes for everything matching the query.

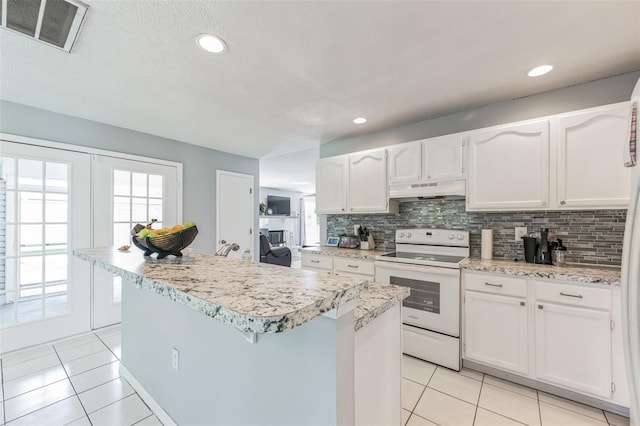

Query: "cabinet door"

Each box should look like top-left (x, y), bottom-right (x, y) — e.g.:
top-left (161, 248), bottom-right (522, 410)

top-left (316, 156), bottom-right (347, 214)
top-left (348, 149), bottom-right (389, 213)
top-left (535, 302), bottom-right (612, 398)
top-left (389, 141), bottom-right (421, 184)
top-left (555, 102), bottom-right (630, 209)
top-left (423, 134), bottom-right (464, 181)
top-left (468, 120), bottom-right (549, 211)
top-left (463, 291), bottom-right (529, 375)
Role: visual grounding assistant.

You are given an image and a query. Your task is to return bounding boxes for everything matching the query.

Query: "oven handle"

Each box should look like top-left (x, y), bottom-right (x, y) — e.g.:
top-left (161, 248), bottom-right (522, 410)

top-left (374, 262), bottom-right (461, 277)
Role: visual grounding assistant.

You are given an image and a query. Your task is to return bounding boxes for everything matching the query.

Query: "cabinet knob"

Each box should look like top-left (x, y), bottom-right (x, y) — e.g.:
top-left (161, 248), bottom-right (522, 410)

top-left (538, 304), bottom-right (544, 309)
top-left (560, 200), bottom-right (566, 205)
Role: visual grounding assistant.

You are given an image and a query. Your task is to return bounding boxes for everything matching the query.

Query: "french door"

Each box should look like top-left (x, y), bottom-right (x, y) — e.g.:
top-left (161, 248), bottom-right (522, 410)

top-left (92, 155), bottom-right (179, 328)
top-left (0, 141), bottom-right (91, 352)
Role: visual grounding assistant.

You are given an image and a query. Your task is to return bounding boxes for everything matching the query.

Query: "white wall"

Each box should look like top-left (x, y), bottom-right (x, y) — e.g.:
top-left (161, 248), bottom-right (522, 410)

top-left (0, 101), bottom-right (260, 254)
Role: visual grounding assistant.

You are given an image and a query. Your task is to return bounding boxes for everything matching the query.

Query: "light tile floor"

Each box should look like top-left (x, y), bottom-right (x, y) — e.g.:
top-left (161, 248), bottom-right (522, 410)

top-left (0, 325), bottom-right (161, 426)
top-left (1, 327), bottom-right (632, 426)
top-left (402, 355), bottom-right (631, 426)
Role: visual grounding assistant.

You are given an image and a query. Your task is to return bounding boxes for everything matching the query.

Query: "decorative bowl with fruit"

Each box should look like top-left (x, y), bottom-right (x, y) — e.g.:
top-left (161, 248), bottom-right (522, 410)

top-left (131, 220), bottom-right (198, 259)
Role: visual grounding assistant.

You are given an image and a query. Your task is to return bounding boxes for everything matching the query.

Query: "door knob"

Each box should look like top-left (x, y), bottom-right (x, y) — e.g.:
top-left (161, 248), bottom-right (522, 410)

top-left (221, 240), bottom-right (227, 244)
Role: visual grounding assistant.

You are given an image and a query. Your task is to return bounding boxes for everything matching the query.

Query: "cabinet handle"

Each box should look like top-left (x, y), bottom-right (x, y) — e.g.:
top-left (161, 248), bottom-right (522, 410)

top-left (560, 200), bottom-right (566, 205)
top-left (559, 292), bottom-right (583, 299)
top-left (484, 282), bottom-right (503, 288)
top-left (538, 304), bottom-right (544, 309)
top-left (520, 301), bottom-right (525, 306)
top-left (347, 264), bottom-right (359, 269)
top-left (310, 260), bottom-right (320, 264)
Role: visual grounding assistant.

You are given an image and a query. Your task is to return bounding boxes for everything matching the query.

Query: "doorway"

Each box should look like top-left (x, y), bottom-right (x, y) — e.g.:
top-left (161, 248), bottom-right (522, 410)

top-left (0, 141), bottom-right (92, 352)
top-left (92, 155), bottom-right (180, 329)
top-left (216, 170), bottom-right (254, 260)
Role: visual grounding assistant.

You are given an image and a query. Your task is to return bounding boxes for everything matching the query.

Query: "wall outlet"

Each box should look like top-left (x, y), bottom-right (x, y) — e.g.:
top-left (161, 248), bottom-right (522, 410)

top-left (514, 227), bottom-right (528, 242)
top-left (172, 348), bottom-right (179, 371)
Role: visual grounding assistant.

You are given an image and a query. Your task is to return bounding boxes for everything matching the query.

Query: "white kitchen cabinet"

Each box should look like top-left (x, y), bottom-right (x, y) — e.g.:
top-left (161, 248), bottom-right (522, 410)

top-left (348, 148), bottom-right (391, 213)
top-left (467, 119), bottom-right (550, 211)
top-left (463, 290), bottom-right (529, 375)
top-left (535, 300), bottom-right (612, 398)
top-left (554, 102), bottom-right (630, 209)
top-left (316, 155), bottom-right (348, 214)
top-left (301, 251), bottom-right (375, 281)
top-left (389, 141), bottom-right (422, 184)
top-left (316, 149), bottom-right (397, 214)
top-left (301, 252), bottom-right (333, 273)
top-left (423, 134), bottom-right (464, 181)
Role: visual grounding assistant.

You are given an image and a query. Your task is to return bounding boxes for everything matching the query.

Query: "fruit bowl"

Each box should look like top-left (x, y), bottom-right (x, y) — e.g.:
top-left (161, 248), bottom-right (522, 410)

top-left (131, 224), bottom-right (198, 259)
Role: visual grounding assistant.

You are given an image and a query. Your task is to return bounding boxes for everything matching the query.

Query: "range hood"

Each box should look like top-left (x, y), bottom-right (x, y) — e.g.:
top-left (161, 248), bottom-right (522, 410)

top-left (389, 179), bottom-right (466, 200)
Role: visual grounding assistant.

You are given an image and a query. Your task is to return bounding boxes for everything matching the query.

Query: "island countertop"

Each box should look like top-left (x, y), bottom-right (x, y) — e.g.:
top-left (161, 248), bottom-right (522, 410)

top-left (74, 248), bottom-right (368, 334)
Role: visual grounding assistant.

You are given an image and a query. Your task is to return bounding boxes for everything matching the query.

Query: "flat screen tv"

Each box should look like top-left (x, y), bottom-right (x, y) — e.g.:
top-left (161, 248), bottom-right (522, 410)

top-left (267, 196), bottom-right (290, 216)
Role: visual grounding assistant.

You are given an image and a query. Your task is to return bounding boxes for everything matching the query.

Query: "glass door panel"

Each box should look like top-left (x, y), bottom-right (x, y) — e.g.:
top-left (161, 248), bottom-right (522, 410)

top-left (0, 141), bottom-right (91, 353)
top-left (92, 155), bottom-right (178, 329)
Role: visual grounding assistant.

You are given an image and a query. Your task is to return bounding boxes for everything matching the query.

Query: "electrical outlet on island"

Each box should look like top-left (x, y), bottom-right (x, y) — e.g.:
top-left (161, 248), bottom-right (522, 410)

top-left (172, 348), bottom-right (180, 370)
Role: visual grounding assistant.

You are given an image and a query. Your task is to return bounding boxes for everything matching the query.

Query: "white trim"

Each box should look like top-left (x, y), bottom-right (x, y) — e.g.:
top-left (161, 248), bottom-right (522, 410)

top-left (1, 133), bottom-right (184, 223)
top-left (119, 364), bottom-right (177, 426)
top-left (1, 0), bottom-right (7, 27)
top-left (34, 0), bottom-right (47, 40)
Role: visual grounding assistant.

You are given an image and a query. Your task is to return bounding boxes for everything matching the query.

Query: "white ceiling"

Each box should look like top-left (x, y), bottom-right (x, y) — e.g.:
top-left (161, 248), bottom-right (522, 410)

top-left (1, 1), bottom-right (639, 160)
top-left (260, 147), bottom-right (319, 194)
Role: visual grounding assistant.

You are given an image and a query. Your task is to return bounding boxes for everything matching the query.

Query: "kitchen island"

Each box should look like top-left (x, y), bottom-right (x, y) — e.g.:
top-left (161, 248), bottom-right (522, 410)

top-left (74, 248), bottom-right (407, 426)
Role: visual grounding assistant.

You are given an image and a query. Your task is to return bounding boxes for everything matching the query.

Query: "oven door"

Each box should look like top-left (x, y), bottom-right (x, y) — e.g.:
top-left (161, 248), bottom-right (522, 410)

top-left (375, 261), bottom-right (460, 337)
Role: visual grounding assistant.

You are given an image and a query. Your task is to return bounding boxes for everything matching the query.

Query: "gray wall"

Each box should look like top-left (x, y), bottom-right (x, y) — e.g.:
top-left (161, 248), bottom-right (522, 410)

top-left (321, 71), bottom-right (640, 157)
top-left (0, 100), bottom-right (259, 254)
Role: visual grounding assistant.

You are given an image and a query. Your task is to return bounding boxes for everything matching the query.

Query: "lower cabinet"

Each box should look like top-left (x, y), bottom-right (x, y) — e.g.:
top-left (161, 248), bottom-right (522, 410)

top-left (301, 252), bottom-right (374, 281)
top-left (462, 271), bottom-right (628, 407)
top-left (464, 291), bottom-right (529, 375)
top-left (534, 301), bottom-right (612, 398)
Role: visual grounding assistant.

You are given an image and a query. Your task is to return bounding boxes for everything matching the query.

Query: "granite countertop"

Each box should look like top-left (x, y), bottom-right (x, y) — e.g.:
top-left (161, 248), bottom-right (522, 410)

top-left (354, 283), bottom-right (409, 332)
top-left (301, 246), bottom-right (389, 259)
top-left (461, 258), bottom-right (621, 286)
top-left (74, 248), bottom-right (368, 334)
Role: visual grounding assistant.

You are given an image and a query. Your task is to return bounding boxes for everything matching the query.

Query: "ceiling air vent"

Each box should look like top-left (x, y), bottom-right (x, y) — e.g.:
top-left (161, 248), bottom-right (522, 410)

top-left (1, 0), bottom-right (88, 52)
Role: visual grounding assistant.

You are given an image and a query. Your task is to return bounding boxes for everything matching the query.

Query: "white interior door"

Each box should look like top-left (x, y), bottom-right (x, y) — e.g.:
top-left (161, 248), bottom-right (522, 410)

top-left (216, 170), bottom-right (254, 260)
top-left (92, 155), bottom-right (180, 329)
top-left (0, 141), bottom-right (91, 353)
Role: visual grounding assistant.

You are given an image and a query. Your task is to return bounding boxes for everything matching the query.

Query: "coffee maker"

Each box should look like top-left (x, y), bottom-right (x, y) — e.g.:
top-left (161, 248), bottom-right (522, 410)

top-left (535, 228), bottom-right (553, 265)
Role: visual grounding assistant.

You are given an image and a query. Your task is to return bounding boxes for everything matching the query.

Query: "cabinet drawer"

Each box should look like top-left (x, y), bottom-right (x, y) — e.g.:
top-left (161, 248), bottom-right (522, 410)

top-left (534, 281), bottom-right (611, 310)
top-left (334, 257), bottom-right (375, 276)
top-left (463, 272), bottom-right (527, 298)
top-left (301, 253), bottom-right (333, 271)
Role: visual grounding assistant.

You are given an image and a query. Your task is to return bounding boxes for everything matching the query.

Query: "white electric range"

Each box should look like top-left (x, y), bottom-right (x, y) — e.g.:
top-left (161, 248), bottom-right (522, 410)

top-left (375, 228), bottom-right (469, 371)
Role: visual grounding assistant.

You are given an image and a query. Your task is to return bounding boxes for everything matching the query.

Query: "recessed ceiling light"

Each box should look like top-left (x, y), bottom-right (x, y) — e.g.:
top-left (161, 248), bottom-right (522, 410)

top-left (353, 117), bottom-right (367, 124)
top-left (528, 65), bottom-right (553, 77)
top-left (196, 34), bottom-right (227, 53)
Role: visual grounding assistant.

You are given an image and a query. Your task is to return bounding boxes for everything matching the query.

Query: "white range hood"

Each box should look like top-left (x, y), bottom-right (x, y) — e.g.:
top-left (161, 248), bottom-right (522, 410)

top-left (389, 179), bottom-right (466, 200)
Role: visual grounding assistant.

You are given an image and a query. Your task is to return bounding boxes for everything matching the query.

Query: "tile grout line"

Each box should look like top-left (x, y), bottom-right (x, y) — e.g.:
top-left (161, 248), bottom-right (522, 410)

top-left (536, 389), bottom-right (542, 426)
top-left (407, 366), bottom-right (439, 424)
top-left (52, 342), bottom-right (93, 426)
top-left (471, 372), bottom-right (485, 425)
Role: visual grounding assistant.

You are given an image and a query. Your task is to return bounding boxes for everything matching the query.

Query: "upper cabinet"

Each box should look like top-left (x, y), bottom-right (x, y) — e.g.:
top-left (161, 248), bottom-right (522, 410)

top-left (348, 148), bottom-right (393, 213)
top-left (316, 156), bottom-right (348, 214)
top-left (554, 102), bottom-right (630, 209)
top-left (389, 141), bottom-right (422, 184)
top-left (467, 120), bottom-right (550, 211)
top-left (424, 134), bottom-right (465, 182)
top-left (316, 149), bottom-right (399, 215)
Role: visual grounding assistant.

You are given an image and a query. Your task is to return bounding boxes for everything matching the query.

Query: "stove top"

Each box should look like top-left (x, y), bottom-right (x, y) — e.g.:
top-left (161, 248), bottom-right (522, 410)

top-left (375, 228), bottom-right (470, 268)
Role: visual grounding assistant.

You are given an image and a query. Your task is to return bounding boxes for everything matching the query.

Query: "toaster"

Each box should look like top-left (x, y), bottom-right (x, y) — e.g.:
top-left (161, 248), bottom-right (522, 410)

top-left (338, 235), bottom-right (360, 249)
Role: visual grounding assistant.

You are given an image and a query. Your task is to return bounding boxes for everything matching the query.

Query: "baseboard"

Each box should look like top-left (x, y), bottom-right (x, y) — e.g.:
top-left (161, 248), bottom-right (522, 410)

top-left (119, 364), bottom-right (177, 426)
top-left (463, 360), bottom-right (631, 418)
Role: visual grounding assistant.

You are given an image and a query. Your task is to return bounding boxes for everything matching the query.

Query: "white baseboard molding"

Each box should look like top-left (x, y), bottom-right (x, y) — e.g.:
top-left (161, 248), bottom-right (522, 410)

top-left (119, 364), bottom-right (177, 426)
top-left (463, 360), bottom-right (630, 418)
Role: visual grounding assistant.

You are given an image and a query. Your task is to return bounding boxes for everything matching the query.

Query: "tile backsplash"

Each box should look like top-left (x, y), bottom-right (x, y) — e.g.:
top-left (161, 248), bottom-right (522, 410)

top-left (326, 200), bottom-right (626, 266)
